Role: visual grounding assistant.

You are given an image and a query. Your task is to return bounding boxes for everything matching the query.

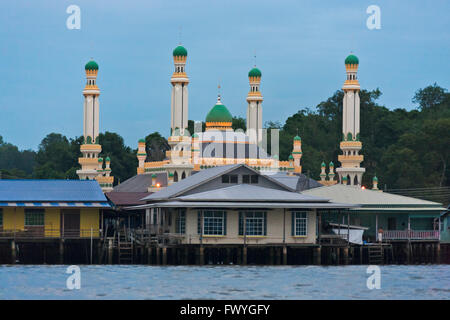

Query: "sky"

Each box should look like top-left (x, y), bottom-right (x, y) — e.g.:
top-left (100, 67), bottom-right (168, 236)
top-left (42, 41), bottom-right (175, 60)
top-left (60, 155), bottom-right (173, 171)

top-left (0, 0), bottom-right (449, 150)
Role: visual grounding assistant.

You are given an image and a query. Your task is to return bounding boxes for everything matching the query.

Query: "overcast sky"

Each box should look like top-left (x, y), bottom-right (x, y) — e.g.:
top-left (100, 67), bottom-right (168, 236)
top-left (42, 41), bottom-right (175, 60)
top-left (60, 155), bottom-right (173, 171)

top-left (0, 0), bottom-right (449, 150)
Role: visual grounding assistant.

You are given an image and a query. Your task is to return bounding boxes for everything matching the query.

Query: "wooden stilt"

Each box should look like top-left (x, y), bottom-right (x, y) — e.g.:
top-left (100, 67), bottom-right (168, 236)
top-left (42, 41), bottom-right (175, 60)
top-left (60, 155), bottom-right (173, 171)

top-left (199, 246), bottom-right (204, 265)
top-left (436, 243), bottom-right (441, 264)
top-left (269, 247), bottom-right (275, 265)
top-left (107, 239), bottom-right (113, 264)
top-left (314, 246), bottom-right (321, 265)
top-left (184, 246), bottom-right (189, 265)
top-left (343, 247), bottom-right (349, 265)
top-left (155, 247), bottom-right (160, 265)
top-left (11, 240), bottom-right (16, 264)
top-left (147, 246), bottom-right (152, 265)
top-left (59, 239), bottom-right (64, 264)
top-left (242, 246), bottom-right (247, 265)
top-left (336, 247), bottom-right (340, 265)
top-left (282, 246), bottom-right (287, 265)
top-left (162, 247), bottom-right (167, 265)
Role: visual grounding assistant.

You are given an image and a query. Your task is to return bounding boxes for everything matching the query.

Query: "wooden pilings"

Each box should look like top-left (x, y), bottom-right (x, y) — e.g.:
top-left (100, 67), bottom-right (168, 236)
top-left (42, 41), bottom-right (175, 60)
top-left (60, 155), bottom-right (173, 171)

top-left (11, 240), bottom-right (16, 264)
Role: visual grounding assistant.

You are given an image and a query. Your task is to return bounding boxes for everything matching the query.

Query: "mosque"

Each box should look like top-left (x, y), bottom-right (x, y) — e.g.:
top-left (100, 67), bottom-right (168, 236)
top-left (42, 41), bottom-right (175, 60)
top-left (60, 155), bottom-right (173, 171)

top-left (76, 45), bottom-right (367, 193)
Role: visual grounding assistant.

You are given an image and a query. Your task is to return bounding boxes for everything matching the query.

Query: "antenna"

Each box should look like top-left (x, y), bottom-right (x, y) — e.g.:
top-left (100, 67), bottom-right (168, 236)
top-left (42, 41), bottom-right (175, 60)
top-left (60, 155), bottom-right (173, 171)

top-left (179, 26), bottom-right (182, 45)
top-left (254, 50), bottom-right (257, 67)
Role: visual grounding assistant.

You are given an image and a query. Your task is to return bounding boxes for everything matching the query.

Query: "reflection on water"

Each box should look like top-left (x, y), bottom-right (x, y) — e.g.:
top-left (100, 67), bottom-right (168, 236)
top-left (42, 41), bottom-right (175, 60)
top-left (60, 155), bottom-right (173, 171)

top-left (0, 265), bottom-right (449, 300)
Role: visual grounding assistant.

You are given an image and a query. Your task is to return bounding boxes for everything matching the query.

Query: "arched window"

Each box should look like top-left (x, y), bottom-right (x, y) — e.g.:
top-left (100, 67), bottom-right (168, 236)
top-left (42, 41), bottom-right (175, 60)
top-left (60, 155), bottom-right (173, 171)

top-left (181, 171), bottom-right (186, 180)
top-left (174, 171), bottom-right (178, 182)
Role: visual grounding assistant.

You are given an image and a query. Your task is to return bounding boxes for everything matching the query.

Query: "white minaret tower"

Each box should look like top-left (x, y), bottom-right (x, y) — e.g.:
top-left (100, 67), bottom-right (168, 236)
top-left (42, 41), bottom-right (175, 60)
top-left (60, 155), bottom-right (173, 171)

top-left (246, 67), bottom-right (263, 145)
top-left (170, 45), bottom-right (189, 136)
top-left (336, 53), bottom-right (365, 186)
top-left (77, 59), bottom-right (102, 181)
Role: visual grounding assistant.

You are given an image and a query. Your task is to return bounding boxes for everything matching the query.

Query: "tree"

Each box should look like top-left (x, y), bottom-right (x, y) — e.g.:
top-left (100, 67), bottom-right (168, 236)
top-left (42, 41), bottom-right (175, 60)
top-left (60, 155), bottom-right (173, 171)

top-left (34, 133), bottom-right (78, 179)
top-left (145, 132), bottom-right (170, 161)
top-left (232, 116), bottom-right (246, 131)
top-left (412, 83), bottom-right (448, 110)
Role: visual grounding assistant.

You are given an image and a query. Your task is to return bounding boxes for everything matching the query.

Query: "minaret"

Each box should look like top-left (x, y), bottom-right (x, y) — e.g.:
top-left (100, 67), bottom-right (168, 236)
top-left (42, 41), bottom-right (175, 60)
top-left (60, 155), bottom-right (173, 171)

top-left (137, 139), bottom-right (147, 174)
top-left (336, 53), bottom-right (365, 186)
top-left (77, 60), bottom-right (102, 181)
top-left (246, 67), bottom-right (263, 145)
top-left (292, 135), bottom-right (302, 173)
top-left (170, 45), bottom-right (189, 137)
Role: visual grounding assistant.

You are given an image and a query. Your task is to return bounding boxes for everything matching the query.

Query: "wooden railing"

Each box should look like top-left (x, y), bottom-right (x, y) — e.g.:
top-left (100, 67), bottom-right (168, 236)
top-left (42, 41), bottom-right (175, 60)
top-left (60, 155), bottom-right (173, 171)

top-left (383, 230), bottom-right (439, 240)
top-left (0, 228), bottom-right (101, 239)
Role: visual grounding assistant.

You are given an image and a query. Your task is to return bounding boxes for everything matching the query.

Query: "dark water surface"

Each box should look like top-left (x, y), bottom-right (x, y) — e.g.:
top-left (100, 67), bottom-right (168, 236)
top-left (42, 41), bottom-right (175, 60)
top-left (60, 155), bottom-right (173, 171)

top-left (0, 265), bottom-right (449, 299)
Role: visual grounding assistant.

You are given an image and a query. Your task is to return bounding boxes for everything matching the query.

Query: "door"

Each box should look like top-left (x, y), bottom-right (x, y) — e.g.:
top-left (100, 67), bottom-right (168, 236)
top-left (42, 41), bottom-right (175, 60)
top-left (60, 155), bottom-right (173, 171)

top-left (61, 210), bottom-right (80, 238)
top-left (388, 217), bottom-right (397, 230)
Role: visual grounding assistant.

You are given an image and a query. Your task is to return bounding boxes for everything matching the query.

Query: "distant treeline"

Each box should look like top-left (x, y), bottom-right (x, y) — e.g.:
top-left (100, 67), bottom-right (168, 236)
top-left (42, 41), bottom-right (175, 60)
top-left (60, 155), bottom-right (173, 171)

top-left (0, 84), bottom-right (448, 190)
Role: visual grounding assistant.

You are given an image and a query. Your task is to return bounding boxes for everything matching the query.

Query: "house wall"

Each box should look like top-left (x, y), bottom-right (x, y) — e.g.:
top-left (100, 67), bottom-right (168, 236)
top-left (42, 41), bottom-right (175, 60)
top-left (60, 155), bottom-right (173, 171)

top-left (0, 207), bottom-right (100, 238)
top-left (441, 215), bottom-right (450, 243)
top-left (80, 208), bottom-right (100, 237)
top-left (172, 208), bottom-right (317, 245)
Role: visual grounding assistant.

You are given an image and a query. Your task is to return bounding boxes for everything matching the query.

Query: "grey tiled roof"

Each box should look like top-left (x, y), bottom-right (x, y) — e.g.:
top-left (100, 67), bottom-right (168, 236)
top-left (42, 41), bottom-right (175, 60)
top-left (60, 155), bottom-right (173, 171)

top-left (177, 184), bottom-right (329, 202)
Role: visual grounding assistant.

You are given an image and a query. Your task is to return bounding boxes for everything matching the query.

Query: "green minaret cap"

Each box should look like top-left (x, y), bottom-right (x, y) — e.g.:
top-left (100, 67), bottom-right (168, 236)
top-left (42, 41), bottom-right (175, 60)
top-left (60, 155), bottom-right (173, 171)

top-left (373, 176), bottom-right (378, 182)
top-left (173, 45), bottom-right (187, 57)
top-left (85, 60), bottom-right (99, 70)
top-left (98, 157), bottom-right (103, 163)
top-left (105, 157), bottom-right (110, 162)
top-left (248, 67), bottom-right (262, 77)
top-left (329, 161), bottom-right (334, 167)
top-left (288, 154), bottom-right (294, 160)
top-left (151, 174), bottom-right (157, 178)
top-left (321, 161), bottom-right (326, 167)
top-left (169, 172), bottom-right (174, 177)
top-left (294, 135), bottom-right (301, 141)
top-left (345, 54), bottom-right (359, 65)
top-left (138, 138), bottom-right (145, 143)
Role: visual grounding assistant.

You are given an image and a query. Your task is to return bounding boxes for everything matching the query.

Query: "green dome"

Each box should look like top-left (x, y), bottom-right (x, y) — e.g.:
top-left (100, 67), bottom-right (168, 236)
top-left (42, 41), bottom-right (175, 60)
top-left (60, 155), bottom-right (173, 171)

top-left (248, 67), bottom-right (262, 77)
top-left (98, 157), bottom-right (103, 163)
top-left (105, 157), bottom-right (110, 162)
top-left (345, 54), bottom-right (359, 65)
top-left (294, 135), bottom-right (301, 141)
top-left (373, 176), bottom-right (378, 182)
top-left (206, 102), bottom-right (233, 123)
top-left (321, 161), bottom-right (326, 167)
top-left (85, 60), bottom-right (99, 70)
top-left (192, 133), bottom-right (199, 138)
top-left (288, 154), bottom-right (294, 160)
top-left (173, 45), bottom-right (187, 57)
top-left (329, 161), bottom-right (334, 167)
top-left (138, 138), bottom-right (145, 143)
top-left (151, 174), bottom-right (157, 178)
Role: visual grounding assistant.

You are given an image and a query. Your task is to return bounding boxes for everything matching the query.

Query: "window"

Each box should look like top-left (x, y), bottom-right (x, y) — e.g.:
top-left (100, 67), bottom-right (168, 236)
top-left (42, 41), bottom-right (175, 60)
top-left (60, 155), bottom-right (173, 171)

top-left (175, 210), bottom-right (186, 234)
top-left (292, 211), bottom-right (308, 236)
top-left (239, 211), bottom-right (267, 236)
top-left (0, 208), bottom-right (3, 226)
top-left (198, 210), bottom-right (226, 235)
top-left (25, 209), bottom-right (44, 226)
top-left (222, 174), bottom-right (238, 184)
top-left (243, 175), bottom-right (258, 184)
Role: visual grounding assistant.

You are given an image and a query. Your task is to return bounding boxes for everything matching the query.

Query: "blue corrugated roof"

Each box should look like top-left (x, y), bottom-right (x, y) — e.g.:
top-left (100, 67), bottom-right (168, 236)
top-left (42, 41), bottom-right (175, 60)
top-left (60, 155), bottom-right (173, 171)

top-left (0, 180), bottom-right (107, 202)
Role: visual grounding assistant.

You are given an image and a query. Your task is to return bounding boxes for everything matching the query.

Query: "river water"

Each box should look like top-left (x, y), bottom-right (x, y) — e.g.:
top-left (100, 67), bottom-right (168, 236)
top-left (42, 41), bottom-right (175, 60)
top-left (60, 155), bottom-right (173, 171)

top-left (0, 265), bottom-right (449, 299)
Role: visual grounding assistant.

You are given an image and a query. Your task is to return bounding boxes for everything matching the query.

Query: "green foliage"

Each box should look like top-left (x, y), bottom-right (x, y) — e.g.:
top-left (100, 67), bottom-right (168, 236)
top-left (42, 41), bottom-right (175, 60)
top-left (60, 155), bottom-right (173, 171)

top-left (144, 132), bottom-right (170, 161)
top-left (0, 136), bottom-right (36, 177)
top-left (232, 116), bottom-right (246, 131)
top-left (97, 132), bottom-right (137, 184)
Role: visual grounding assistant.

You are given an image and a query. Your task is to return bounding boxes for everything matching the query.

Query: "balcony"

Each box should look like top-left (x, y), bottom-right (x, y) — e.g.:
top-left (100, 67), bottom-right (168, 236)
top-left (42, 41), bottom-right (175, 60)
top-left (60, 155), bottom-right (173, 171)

top-left (383, 230), bottom-right (439, 241)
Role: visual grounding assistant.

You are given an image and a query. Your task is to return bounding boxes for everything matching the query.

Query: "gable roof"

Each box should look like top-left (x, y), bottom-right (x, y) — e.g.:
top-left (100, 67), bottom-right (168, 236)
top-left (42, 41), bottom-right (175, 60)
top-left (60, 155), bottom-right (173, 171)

top-left (270, 172), bottom-right (323, 191)
top-left (176, 184), bottom-right (329, 202)
top-left (0, 180), bottom-right (107, 202)
top-left (106, 192), bottom-right (151, 207)
top-left (303, 184), bottom-right (445, 210)
top-left (142, 164), bottom-right (295, 201)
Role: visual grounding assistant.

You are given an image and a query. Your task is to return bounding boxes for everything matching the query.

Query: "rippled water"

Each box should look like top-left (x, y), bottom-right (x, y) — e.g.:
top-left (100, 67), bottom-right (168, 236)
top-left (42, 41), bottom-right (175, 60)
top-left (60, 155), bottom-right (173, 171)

top-left (0, 265), bottom-right (449, 299)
